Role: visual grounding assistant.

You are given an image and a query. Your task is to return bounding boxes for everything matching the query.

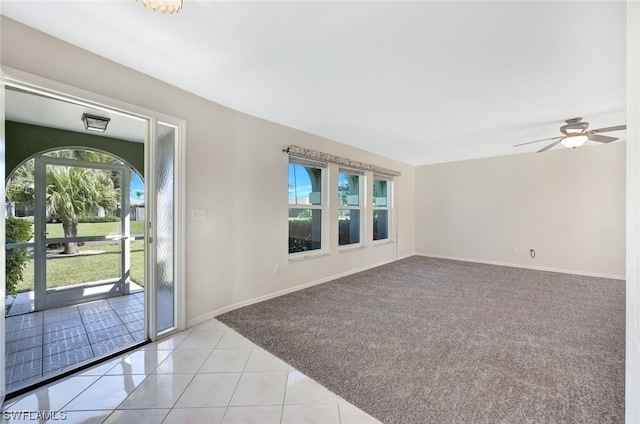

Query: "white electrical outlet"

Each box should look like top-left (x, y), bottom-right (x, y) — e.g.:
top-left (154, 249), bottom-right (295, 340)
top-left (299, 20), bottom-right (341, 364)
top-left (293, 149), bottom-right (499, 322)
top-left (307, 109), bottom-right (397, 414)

top-left (509, 245), bottom-right (517, 253)
top-left (274, 264), bottom-right (280, 274)
top-left (191, 209), bottom-right (207, 221)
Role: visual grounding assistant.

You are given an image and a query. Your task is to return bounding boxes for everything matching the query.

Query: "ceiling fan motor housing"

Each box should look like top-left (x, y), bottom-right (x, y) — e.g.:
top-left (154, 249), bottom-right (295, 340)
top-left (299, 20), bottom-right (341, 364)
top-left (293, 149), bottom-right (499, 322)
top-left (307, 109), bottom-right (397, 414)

top-left (560, 117), bottom-right (589, 135)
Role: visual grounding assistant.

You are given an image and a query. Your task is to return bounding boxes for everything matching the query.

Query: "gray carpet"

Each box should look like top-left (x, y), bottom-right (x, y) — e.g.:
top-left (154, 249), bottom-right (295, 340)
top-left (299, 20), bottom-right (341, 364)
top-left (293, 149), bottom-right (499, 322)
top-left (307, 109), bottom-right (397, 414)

top-left (217, 256), bottom-right (624, 423)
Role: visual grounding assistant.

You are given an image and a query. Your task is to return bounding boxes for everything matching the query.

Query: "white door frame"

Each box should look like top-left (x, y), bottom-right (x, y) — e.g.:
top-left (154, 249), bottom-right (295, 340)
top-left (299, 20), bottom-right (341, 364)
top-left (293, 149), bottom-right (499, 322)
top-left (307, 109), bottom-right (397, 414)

top-left (1, 63), bottom-right (7, 405)
top-left (1, 69), bottom-right (186, 385)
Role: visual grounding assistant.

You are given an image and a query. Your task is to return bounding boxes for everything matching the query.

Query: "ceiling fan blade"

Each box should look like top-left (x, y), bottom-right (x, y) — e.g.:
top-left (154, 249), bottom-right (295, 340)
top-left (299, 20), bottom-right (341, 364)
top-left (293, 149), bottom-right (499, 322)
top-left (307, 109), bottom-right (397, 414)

top-left (513, 136), bottom-right (562, 147)
top-left (537, 139), bottom-right (562, 153)
top-left (589, 134), bottom-right (619, 143)
top-left (591, 124), bottom-right (626, 133)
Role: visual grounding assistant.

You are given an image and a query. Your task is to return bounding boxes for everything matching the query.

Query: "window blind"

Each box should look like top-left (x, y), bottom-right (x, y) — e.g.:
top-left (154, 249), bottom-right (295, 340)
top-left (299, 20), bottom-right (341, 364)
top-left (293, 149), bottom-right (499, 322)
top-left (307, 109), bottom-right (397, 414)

top-left (373, 173), bottom-right (394, 181)
top-left (288, 155), bottom-right (327, 169)
top-left (339, 167), bottom-right (365, 176)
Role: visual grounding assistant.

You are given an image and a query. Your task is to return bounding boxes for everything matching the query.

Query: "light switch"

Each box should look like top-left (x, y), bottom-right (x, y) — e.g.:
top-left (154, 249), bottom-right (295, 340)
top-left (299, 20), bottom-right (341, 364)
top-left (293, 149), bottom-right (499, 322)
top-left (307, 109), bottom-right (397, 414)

top-left (191, 209), bottom-right (207, 221)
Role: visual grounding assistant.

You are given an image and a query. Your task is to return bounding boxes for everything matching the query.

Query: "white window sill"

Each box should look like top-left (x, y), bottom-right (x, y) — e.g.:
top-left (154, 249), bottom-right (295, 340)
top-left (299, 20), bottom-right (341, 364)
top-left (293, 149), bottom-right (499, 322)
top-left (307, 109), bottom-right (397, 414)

top-left (338, 245), bottom-right (366, 253)
top-left (288, 252), bottom-right (330, 263)
top-left (373, 240), bottom-right (394, 247)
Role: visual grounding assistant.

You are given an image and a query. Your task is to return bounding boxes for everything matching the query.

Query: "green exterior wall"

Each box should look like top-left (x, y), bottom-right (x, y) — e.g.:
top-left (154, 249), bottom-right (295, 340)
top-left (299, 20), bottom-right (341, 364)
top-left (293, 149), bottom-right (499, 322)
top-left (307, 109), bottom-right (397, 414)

top-left (5, 120), bottom-right (145, 180)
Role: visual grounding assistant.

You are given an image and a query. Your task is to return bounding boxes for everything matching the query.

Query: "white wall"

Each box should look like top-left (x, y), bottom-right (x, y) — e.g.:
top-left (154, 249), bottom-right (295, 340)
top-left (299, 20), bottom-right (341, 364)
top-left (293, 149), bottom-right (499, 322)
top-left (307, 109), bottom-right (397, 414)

top-left (0, 17), bottom-right (415, 326)
top-left (415, 142), bottom-right (625, 278)
top-left (231, 114), bottom-right (415, 304)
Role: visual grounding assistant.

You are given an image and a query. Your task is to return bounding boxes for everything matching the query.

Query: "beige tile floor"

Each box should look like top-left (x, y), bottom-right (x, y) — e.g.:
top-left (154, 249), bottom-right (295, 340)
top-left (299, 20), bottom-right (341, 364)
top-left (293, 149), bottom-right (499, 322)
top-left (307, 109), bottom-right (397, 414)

top-left (2, 319), bottom-right (382, 424)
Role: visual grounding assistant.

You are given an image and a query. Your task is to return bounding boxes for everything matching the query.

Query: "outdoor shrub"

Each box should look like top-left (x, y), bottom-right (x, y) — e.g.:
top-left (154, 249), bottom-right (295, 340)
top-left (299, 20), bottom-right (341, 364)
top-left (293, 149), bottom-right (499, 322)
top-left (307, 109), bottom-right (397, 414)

top-left (288, 217), bottom-right (314, 253)
top-left (78, 216), bottom-right (121, 223)
top-left (17, 216), bottom-right (34, 224)
top-left (6, 217), bottom-right (33, 296)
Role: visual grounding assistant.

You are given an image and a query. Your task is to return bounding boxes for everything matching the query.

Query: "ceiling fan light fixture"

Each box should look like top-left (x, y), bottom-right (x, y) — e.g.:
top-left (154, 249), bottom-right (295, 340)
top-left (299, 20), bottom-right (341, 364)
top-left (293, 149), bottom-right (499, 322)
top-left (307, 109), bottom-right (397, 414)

top-left (561, 134), bottom-right (589, 149)
top-left (514, 117), bottom-right (625, 153)
top-left (81, 113), bottom-right (110, 133)
top-left (137, 0), bottom-right (183, 14)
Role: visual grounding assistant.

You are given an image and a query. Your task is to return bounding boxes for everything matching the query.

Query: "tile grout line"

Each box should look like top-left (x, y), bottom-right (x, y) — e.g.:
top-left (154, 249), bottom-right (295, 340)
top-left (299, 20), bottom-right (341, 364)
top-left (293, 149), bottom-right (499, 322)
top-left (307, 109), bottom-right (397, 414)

top-left (76, 304), bottom-right (99, 365)
top-left (153, 333), bottom-right (203, 418)
top-left (39, 311), bottom-right (46, 385)
top-left (279, 358), bottom-right (288, 424)
top-left (211, 328), bottom-right (245, 423)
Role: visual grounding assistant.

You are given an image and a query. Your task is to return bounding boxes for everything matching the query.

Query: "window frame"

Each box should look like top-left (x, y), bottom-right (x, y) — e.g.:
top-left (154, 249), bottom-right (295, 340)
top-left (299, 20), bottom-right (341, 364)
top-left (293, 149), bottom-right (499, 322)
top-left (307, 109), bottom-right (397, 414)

top-left (337, 167), bottom-right (365, 249)
top-left (372, 174), bottom-right (393, 244)
top-left (288, 155), bottom-right (328, 259)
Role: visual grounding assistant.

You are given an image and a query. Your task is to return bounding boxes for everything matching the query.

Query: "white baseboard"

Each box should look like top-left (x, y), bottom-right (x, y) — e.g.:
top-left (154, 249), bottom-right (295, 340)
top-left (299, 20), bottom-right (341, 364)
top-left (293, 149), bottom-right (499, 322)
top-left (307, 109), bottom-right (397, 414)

top-left (186, 253), bottom-right (415, 328)
top-left (415, 253), bottom-right (625, 281)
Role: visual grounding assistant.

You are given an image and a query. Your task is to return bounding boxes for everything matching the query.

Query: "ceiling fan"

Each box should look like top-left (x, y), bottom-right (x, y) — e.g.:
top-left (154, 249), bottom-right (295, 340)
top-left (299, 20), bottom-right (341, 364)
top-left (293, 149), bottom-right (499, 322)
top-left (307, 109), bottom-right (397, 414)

top-left (513, 117), bottom-right (626, 153)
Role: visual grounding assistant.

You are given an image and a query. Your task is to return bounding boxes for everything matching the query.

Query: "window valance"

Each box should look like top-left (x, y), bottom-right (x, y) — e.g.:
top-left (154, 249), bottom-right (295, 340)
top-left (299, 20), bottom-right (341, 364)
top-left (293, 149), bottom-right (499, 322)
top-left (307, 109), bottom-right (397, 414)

top-left (284, 144), bottom-right (401, 177)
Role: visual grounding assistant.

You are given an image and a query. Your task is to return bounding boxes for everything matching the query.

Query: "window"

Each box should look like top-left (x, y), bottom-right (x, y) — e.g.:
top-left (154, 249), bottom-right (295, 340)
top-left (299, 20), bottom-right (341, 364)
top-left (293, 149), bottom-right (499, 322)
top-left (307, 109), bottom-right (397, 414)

top-left (338, 168), bottom-right (363, 246)
top-left (287, 148), bottom-right (398, 255)
top-left (288, 156), bottom-right (326, 254)
top-left (373, 176), bottom-right (391, 241)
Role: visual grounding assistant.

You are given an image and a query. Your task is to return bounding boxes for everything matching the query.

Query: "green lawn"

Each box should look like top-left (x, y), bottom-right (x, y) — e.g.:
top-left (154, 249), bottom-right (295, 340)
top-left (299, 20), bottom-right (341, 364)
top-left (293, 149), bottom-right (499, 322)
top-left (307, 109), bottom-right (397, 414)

top-left (12, 221), bottom-right (146, 294)
top-left (45, 221), bottom-right (146, 238)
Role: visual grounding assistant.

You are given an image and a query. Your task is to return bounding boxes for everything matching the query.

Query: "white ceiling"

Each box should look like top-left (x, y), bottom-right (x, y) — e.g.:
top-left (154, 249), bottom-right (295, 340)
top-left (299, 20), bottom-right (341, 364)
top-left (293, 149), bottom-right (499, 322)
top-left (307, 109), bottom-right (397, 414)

top-left (0, 1), bottom-right (627, 165)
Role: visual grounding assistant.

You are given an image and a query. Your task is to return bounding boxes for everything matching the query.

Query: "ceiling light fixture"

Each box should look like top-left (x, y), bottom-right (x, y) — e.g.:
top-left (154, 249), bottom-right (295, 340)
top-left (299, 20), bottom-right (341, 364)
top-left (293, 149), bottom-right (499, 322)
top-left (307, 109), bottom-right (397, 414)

top-left (137, 0), bottom-right (183, 14)
top-left (81, 113), bottom-right (110, 133)
top-left (560, 133), bottom-right (589, 149)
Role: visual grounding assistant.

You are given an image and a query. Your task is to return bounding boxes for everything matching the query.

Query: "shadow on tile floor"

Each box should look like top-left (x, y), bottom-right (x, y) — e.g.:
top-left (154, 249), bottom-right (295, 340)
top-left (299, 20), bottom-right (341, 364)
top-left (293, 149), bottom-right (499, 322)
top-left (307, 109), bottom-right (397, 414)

top-left (4, 290), bottom-right (145, 394)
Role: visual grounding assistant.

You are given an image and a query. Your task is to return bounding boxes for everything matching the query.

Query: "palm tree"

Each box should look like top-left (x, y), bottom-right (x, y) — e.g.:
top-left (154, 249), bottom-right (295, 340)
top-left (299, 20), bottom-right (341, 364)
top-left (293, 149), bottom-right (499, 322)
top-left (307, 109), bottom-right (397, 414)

top-left (46, 165), bottom-right (119, 254)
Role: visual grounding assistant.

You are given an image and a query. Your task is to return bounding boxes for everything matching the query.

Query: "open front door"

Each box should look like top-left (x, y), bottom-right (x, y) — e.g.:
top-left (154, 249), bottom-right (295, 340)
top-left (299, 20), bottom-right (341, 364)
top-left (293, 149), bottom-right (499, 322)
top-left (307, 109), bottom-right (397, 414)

top-left (33, 156), bottom-right (132, 311)
top-left (2, 68), bottom-right (185, 394)
top-left (147, 120), bottom-right (184, 339)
